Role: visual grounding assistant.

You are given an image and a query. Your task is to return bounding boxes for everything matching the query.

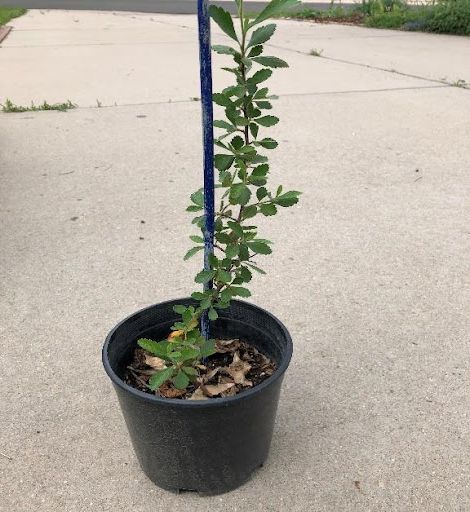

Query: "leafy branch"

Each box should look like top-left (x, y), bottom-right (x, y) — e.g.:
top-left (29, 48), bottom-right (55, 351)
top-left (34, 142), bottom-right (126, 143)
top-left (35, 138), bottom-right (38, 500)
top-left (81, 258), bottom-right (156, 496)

top-left (138, 0), bottom-right (301, 392)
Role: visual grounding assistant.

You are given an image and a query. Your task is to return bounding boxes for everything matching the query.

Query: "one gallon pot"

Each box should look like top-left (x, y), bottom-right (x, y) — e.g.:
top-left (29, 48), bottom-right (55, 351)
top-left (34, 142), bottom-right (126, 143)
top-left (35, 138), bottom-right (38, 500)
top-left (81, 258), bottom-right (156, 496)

top-left (102, 298), bottom-right (293, 495)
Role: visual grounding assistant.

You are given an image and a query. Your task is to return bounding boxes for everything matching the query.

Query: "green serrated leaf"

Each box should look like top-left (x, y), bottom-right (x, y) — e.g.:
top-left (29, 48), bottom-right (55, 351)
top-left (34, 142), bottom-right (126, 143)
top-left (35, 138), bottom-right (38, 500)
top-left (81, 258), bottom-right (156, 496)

top-left (231, 135), bottom-right (244, 150)
top-left (215, 154), bottom-right (235, 171)
top-left (214, 119), bottom-right (235, 130)
top-left (184, 246), bottom-right (203, 261)
top-left (260, 203), bottom-right (278, 216)
top-left (249, 123), bottom-right (259, 139)
top-left (248, 45), bottom-right (264, 58)
top-left (248, 24), bottom-right (276, 48)
top-left (229, 183), bottom-right (251, 206)
top-left (209, 5), bottom-right (238, 41)
top-left (186, 205), bottom-right (203, 212)
top-left (248, 68), bottom-right (273, 85)
top-left (148, 367), bottom-right (174, 390)
top-left (246, 262), bottom-right (266, 274)
top-left (195, 269), bottom-right (216, 284)
top-left (251, 0), bottom-right (300, 26)
top-left (137, 339), bottom-right (171, 359)
top-left (274, 190), bottom-right (301, 207)
top-left (190, 189), bottom-right (204, 207)
top-left (252, 56), bottom-right (289, 68)
top-left (247, 240), bottom-right (272, 255)
top-left (180, 347), bottom-right (200, 362)
top-left (183, 366), bottom-right (199, 377)
top-left (212, 44), bottom-right (237, 55)
top-left (217, 270), bottom-right (232, 283)
top-left (230, 286), bottom-right (251, 298)
top-left (200, 339), bottom-right (216, 357)
top-left (173, 370), bottom-right (190, 390)
top-left (241, 205), bottom-right (258, 219)
top-left (226, 244), bottom-right (239, 259)
top-left (173, 304), bottom-right (187, 314)
top-left (208, 307), bottom-right (218, 321)
top-left (256, 115), bottom-right (279, 127)
top-left (256, 187), bottom-right (268, 200)
top-left (190, 235), bottom-right (204, 243)
top-left (257, 137), bottom-right (278, 149)
top-left (213, 93), bottom-right (233, 107)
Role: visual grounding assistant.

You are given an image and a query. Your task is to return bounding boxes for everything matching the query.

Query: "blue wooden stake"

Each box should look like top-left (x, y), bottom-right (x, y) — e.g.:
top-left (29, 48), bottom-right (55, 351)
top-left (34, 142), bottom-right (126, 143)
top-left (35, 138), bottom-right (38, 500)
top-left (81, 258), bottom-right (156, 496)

top-left (197, 0), bottom-right (215, 341)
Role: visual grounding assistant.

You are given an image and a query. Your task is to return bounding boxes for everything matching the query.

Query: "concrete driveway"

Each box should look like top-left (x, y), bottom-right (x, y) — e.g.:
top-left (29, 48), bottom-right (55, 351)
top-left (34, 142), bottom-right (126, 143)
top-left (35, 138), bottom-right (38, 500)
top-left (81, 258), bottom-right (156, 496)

top-left (1, 9), bottom-right (469, 512)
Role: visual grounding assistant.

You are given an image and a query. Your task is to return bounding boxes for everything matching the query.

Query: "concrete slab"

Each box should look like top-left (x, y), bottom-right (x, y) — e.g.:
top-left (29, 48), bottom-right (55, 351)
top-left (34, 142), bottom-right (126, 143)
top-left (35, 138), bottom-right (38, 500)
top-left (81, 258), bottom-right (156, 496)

top-left (0, 10), bottom-right (451, 108)
top-left (1, 8), bottom-right (470, 512)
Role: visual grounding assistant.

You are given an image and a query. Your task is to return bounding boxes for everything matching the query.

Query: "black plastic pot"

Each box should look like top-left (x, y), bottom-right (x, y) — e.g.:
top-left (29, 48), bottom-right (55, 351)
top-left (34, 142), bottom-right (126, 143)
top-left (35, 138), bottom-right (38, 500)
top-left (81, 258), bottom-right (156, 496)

top-left (102, 298), bottom-right (292, 495)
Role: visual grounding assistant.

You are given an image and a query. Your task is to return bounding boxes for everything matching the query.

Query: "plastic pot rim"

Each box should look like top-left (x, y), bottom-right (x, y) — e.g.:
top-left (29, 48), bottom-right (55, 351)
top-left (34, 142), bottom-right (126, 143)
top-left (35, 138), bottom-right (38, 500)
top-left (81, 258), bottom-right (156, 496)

top-left (102, 298), bottom-right (293, 409)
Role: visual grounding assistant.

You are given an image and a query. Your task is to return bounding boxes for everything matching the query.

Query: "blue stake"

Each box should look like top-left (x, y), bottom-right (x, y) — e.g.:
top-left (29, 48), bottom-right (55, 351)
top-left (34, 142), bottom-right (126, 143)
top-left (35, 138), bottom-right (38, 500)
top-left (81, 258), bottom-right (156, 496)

top-left (197, 0), bottom-right (215, 340)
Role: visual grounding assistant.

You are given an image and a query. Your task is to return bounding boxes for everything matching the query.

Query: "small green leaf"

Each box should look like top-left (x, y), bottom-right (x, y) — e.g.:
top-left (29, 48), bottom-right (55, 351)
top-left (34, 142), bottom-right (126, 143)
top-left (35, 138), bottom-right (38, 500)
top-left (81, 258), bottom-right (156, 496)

top-left (246, 262), bottom-right (266, 274)
top-left (256, 187), bottom-right (268, 200)
top-left (230, 135), bottom-right (244, 150)
top-left (213, 93), bottom-right (232, 107)
top-left (223, 85), bottom-right (245, 97)
top-left (260, 203), bottom-right (278, 216)
top-left (248, 45), bottom-right (263, 57)
top-left (230, 286), bottom-right (251, 298)
top-left (183, 366), bottom-right (199, 377)
top-left (190, 189), bottom-right (204, 206)
top-left (256, 115), bottom-right (279, 127)
top-left (137, 339), bottom-right (171, 359)
top-left (217, 270), bottom-right (232, 283)
top-left (173, 304), bottom-right (187, 314)
top-left (200, 339), bottom-right (216, 357)
top-left (227, 221), bottom-right (243, 237)
top-left (254, 100), bottom-right (272, 109)
top-left (209, 5), bottom-right (238, 41)
top-left (239, 266), bottom-right (253, 282)
top-left (148, 368), bottom-right (174, 390)
top-left (247, 241), bottom-right (272, 255)
top-left (248, 24), bottom-right (276, 48)
top-left (249, 123), bottom-right (259, 139)
top-left (251, 0), bottom-right (300, 26)
top-left (208, 307), bottom-right (218, 321)
top-left (212, 44), bottom-right (237, 55)
top-left (186, 205), bottom-right (203, 212)
top-left (257, 137), bottom-right (278, 149)
top-left (215, 154), bottom-right (235, 171)
top-left (173, 370), bottom-right (190, 390)
top-left (248, 68), bottom-right (272, 85)
top-left (195, 269), bottom-right (216, 284)
top-left (180, 347), bottom-right (200, 361)
top-left (191, 291), bottom-right (206, 300)
top-left (190, 235), bottom-right (204, 243)
top-left (241, 205), bottom-right (258, 219)
top-left (252, 56), bottom-right (289, 68)
top-left (214, 119), bottom-right (235, 130)
top-left (229, 183), bottom-right (251, 206)
top-left (184, 246), bottom-right (203, 261)
top-left (274, 190), bottom-right (301, 207)
top-left (226, 244), bottom-right (239, 259)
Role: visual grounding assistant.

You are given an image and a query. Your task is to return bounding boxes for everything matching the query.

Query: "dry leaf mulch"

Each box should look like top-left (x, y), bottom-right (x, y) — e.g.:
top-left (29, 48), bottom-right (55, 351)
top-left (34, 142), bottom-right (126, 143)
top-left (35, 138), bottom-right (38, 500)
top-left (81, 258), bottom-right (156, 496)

top-left (124, 338), bottom-right (276, 400)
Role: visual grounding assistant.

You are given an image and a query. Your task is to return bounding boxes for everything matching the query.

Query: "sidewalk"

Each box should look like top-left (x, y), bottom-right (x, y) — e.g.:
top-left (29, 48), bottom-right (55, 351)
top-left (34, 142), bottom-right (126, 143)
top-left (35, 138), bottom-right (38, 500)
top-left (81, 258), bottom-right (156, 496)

top-left (1, 9), bottom-right (469, 512)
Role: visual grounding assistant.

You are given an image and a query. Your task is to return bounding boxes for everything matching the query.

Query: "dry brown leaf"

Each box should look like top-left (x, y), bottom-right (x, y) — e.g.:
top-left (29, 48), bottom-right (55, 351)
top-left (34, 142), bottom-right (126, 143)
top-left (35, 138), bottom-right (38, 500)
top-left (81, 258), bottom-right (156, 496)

top-left (203, 366), bottom-right (221, 383)
top-left (224, 351), bottom-right (252, 387)
top-left (158, 382), bottom-right (186, 398)
top-left (202, 382), bottom-right (235, 397)
top-left (144, 355), bottom-right (166, 370)
top-left (188, 387), bottom-right (209, 401)
top-left (216, 338), bottom-right (240, 353)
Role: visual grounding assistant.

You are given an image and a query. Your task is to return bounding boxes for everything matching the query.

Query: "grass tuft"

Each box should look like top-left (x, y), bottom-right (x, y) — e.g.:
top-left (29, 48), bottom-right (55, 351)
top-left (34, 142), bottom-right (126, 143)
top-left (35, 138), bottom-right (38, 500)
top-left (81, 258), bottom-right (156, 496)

top-left (1, 99), bottom-right (77, 113)
top-left (0, 7), bottom-right (26, 26)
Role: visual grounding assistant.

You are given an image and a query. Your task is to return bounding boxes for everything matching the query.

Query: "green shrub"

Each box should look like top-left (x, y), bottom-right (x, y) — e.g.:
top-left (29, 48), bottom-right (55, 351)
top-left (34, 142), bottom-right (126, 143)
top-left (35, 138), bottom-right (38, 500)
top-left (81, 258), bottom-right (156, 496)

top-left (426, 0), bottom-right (470, 36)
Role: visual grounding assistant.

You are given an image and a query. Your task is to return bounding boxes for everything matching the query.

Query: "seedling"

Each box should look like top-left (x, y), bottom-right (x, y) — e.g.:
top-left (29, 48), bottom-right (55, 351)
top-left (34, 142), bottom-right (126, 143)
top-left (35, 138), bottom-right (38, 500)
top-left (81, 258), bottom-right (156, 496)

top-left (137, 0), bottom-right (301, 392)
